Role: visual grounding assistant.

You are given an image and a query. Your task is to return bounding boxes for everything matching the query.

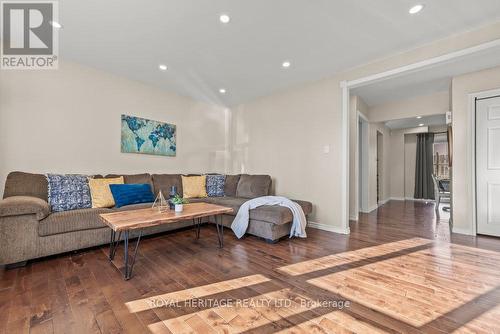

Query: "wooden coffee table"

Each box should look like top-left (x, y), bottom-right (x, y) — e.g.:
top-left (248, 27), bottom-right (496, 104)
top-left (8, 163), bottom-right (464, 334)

top-left (99, 202), bottom-right (233, 280)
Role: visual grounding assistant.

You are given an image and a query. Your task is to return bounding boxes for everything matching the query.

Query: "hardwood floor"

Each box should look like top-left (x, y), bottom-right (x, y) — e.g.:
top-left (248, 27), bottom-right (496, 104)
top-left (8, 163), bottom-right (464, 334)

top-left (1, 200), bottom-right (500, 333)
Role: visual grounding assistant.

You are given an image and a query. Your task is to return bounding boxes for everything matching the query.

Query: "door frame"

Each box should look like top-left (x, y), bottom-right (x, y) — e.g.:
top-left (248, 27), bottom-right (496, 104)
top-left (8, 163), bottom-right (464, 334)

top-left (357, 111), bottom-right (369, 215)
top-left (468, 88), bottom-right (500, 236)
top-left (376, 129), bottom-right (384, 205)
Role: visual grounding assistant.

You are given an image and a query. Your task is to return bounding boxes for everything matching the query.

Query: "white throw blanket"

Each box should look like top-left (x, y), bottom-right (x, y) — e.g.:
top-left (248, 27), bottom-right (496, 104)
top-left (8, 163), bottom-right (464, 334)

top-left (231, 196), bottom-right (307, 239)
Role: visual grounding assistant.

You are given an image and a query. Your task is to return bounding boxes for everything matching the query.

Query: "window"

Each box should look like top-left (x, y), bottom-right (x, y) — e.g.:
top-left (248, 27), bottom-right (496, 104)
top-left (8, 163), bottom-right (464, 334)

top-left (433, 140), bottom-right (449, 179)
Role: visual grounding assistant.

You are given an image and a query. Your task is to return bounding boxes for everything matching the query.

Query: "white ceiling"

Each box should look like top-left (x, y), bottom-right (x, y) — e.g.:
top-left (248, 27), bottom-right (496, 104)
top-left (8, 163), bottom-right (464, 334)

top-left (385, 114), bottom-right (446, 130)
top-left (351, 43), bottom-right (500, 106)
top-left (59, 0), bottom-right (500, 106)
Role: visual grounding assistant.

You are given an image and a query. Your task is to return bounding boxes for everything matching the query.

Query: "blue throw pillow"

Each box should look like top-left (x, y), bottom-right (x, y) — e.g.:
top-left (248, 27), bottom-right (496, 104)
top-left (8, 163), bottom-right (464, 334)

top-left (109, 184), bottom-right (154, 208)
top-left (206, 174), bottom-right (225, 197)
top-left (46, 174), bottom-right (92, 212)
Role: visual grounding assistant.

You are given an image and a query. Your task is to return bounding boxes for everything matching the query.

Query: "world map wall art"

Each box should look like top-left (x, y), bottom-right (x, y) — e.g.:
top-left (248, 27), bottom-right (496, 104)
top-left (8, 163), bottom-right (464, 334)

top-left (121, 115), bottom-right (176, 156)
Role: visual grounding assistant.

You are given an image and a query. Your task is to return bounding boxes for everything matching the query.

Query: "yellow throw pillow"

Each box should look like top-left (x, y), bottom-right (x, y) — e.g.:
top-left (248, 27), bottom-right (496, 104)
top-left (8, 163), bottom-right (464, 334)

top-left (89, 177), bottom-right (124, 208)
top-left (181, 175), bottom-right (208, 199)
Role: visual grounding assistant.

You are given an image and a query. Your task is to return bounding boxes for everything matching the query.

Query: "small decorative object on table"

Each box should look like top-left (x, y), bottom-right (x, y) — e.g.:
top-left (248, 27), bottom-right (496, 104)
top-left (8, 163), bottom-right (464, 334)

top-left (152, 190), bottom-right (169, 212)
top-left (168, 186), bottom-right (177, 210)
top-left (171, 194), bottom-right (188, 212)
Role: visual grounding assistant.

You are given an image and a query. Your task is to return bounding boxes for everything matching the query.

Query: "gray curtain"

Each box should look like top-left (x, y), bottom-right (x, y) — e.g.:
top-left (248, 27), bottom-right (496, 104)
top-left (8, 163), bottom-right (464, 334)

top-left (414, 133), bottom-right (435, 199)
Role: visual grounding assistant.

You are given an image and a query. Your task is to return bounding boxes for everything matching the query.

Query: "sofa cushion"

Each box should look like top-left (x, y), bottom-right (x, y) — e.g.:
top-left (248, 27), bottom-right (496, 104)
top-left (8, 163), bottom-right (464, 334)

top-left (152, 174), bottom-right (183, 196)
top-left (3, 171), bottom-right (48, 201)
top-left (112, 202), bottom-right (153, 212)
top-left (106, 173), bottom-right (153, 191)
top-left (236, 175), bottom-right (272, 198)
top-left (224, 175), bottom-right (240, 197)
top-left (38, 207), bottom-right (111, 236)
top-left (47, 174), bottom-right (92, 212)
top-left (0, 196), bottom-right (50, 220)
top-left (209, 197), bottom-right (247, 213)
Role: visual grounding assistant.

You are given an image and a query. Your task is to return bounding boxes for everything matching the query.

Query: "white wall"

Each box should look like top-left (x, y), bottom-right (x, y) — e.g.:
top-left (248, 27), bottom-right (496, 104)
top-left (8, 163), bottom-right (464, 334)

top-left (388, 130), bottom-right (405, 199)
top-left (0, 62), bottom-right (228, 197)
top-left (451, 65), bottom-right (500, 235)
top-left (231, 79), bottom-right (342, 227)
top-left (404, 134), bottom-right (417, 199)
top-left (368, 91), bottom-right (450, 123)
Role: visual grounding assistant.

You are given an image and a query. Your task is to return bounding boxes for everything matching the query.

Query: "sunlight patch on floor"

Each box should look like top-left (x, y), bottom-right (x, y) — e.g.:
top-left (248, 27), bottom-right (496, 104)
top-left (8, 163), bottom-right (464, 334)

top-left (125, 274), bottom-right (270, 313)
top-left (307, 242), bottom-right (500, 329)
top-left (277, 238), bottom-right (432, 276)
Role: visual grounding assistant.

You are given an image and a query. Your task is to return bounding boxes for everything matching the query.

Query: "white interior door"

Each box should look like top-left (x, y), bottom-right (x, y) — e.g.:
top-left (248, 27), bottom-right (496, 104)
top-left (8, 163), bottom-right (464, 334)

top-left (477, 95), bottom-right (500, 236)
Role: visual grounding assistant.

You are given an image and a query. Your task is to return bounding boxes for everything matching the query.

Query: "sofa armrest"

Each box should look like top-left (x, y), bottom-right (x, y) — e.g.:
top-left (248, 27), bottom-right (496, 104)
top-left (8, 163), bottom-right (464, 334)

top-left (0, 196), bottom-right (50, 220)
top-left (292, 200), bottom-right (313, 216)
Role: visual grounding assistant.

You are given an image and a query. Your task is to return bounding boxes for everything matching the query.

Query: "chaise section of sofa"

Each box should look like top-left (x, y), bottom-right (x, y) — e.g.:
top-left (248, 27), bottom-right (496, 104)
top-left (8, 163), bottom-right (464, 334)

top-left (0, 171), bottom-right (312, 265)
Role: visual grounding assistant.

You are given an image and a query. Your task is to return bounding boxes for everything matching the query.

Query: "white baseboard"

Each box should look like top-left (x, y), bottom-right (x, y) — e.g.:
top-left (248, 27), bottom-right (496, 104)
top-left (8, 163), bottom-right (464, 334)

top-left (349, 214), bottom-right (358, 221)
top-left (452, 226), bottom-right (474, 236)
top-left (378, 198), bottom-right (390, 205)
top-left (389, 197), bottom-right (406, 201)
top-left (308, 221), bottom-right (350, 234)
top-left (359, 204), bottom-right (378, 213)
top-left (359, 199), bottom-right (390, 214)
top-left (405, 197), bottom-right (435, 202)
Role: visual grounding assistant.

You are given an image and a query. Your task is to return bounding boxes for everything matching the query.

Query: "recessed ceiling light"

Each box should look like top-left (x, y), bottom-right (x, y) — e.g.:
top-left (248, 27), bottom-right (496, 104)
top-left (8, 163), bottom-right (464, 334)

top-left (416, 116), bottom-right (422, 119)
top-left (219, 14), bottom-right (230, 24)
top-left (158, 64), bottom-right (167, 71)
top-left (50, 20), bottom-right (62, 28)
top-left (219, 88), bottom-right (226, 94)
top-left (282, 61), bottom-right (291, 68)
top-left (419, 123), bottom-right (424, 126)
top-left (409, 4), bottom-right (424, 14)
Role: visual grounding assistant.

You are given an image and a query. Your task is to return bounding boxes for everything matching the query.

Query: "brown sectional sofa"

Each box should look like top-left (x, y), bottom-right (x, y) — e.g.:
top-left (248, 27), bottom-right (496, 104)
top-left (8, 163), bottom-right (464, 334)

top-left (0, 171), bottom-right (312, 265)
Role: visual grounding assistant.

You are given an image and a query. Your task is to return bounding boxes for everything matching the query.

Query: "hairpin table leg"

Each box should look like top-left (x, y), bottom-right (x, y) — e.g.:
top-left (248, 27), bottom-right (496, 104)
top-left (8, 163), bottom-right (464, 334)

top-left (215, 215), bottom-right (224, 248)
top-left (123, 230), bottom-right (142, 280)
top-left (108, 229), bottom-right (122, 261)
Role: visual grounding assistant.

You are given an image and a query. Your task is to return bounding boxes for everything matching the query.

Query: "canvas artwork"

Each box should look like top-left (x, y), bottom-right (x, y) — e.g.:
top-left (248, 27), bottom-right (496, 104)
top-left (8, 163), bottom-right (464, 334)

top-left (121, 115), bottom-right (176, 156)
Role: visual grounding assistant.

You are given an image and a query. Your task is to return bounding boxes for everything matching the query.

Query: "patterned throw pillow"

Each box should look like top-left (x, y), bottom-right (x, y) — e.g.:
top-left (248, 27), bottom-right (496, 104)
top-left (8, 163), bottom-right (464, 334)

top-left (206, 174), bottom-right (226, 197)
top-left (46, 174), bottom-right (92, 212)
